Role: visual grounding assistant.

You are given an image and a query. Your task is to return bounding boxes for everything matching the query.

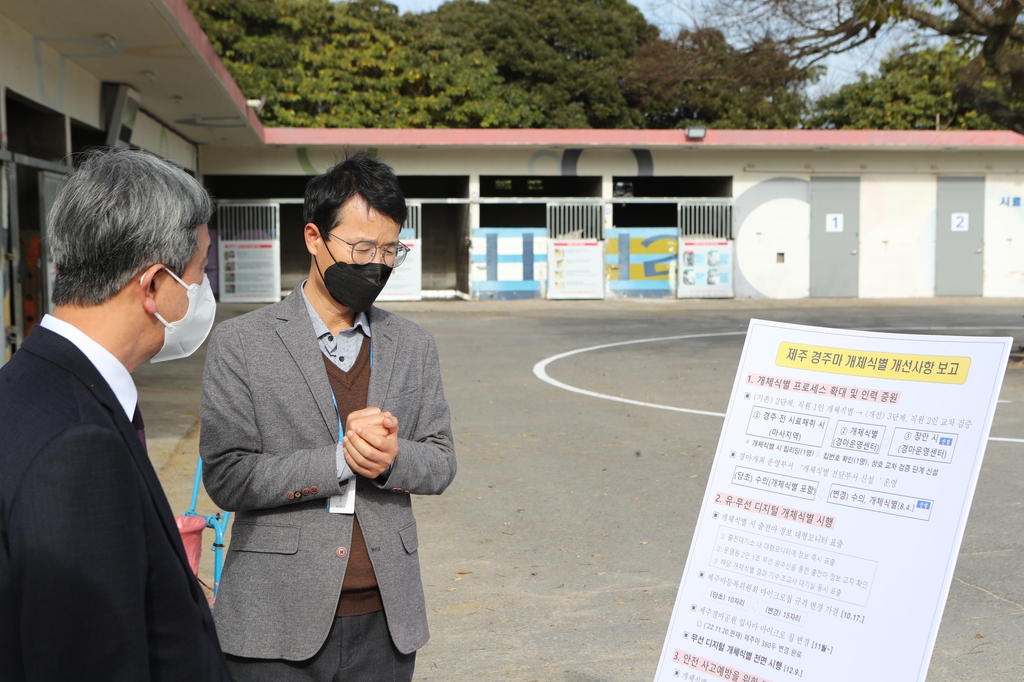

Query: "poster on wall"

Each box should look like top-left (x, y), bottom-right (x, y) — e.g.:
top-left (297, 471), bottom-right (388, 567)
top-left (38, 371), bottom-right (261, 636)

top-left (547, 240), bottom-right (604, 300)
top-left (654, 320), bottom-right (1010, 682)
top-left (219, 241), bottom-right (281, 303)
top-left (678, 240), bottom-right (733, 298)
top-left (378, 239), bottom-right (422, 301)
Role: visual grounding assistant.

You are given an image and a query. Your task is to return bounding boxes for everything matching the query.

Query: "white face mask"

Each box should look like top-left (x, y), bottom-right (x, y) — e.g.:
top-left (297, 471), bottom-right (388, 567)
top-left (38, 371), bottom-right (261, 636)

top-left (149, 269), bottom-right (217, 363)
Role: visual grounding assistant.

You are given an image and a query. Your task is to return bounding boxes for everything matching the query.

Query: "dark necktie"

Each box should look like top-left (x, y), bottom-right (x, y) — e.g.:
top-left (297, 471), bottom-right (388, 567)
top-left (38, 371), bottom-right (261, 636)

top-left (132, 405), bottom-right (147, 452)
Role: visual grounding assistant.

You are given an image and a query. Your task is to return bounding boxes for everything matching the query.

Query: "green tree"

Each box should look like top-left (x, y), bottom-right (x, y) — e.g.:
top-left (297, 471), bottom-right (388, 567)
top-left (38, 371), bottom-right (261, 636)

top-left (188, 0), bottom-right (542, 127)
top-left (621, 28), bottom-right (817, 129)
top-left (809, 42), bottom-right (1005, 129)
top-left (706, 0), bottom-right (1024, 132)
top-left (426, 0), bottom-right (659, 128)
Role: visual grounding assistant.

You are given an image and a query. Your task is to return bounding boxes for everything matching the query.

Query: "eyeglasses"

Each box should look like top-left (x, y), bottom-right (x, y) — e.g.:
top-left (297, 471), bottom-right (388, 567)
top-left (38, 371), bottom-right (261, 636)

top-left (325, 233), bottom-right (409, 268)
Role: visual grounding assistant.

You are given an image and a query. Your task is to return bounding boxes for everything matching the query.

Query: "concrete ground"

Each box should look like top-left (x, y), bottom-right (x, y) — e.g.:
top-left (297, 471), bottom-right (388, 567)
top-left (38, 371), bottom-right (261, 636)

top-left (134, 296), bottom-right (1024, 681)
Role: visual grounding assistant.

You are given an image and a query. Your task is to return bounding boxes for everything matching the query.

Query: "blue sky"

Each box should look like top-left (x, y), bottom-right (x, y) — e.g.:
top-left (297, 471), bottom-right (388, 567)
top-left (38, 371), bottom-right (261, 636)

top-left (388, 0), bottom-right (916, 98)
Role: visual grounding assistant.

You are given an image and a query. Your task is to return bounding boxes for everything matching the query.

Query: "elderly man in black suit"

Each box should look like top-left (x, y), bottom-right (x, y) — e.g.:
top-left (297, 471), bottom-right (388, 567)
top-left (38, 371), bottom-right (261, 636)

top-left (0, 150), bottom-right (231, 681)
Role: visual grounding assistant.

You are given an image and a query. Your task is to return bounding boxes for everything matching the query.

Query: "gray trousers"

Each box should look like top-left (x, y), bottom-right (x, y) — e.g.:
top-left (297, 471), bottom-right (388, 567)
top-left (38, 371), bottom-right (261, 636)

top-left (225, 611), bottom-right (416, 682)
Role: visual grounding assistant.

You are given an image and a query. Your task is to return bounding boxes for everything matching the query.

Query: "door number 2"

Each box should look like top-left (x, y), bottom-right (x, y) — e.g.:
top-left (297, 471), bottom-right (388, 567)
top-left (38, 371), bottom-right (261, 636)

top-left (951, 213), bottom-right (969, 232)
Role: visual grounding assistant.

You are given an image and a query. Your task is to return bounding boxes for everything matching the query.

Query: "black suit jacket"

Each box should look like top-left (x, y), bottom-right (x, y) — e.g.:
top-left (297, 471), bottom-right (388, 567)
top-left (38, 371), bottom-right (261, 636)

top-left (0, 327), bottom-right (231, 681)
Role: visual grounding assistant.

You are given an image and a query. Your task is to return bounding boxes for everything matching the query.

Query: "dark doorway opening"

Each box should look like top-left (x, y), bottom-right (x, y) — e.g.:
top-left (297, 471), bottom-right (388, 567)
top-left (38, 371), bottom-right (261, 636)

top-left (421, 204), bottom-right (469, 293)
top-left (399, 176), bottom-right (469, 199)
top-left (612, 176), bottom-right (732, 198)
top-left (481, 176), bottom-right (600, 198)
top-left (480, 204), bottom-right (546, 228)
top-left (612, 203), bottom-right (678, 228)
top-left (6, 91), bottom-right (66, 162)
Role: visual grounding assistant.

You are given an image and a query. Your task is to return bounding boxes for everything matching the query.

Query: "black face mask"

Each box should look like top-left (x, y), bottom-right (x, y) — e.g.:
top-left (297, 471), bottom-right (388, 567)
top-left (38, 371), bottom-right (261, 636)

top-left (315, 246), bottom-right (392, 313)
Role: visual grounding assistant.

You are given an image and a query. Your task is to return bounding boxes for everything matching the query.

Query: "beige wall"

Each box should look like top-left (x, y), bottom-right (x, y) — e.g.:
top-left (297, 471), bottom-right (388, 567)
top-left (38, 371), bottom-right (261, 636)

top-left (0, 13), bottom-right (101, 128)
top-left (984, 176), bottom-right (1024, 297)
top-left (134, 110), bottom-right (196, 172)
top-left (858, 175), bottom-right (936, 298)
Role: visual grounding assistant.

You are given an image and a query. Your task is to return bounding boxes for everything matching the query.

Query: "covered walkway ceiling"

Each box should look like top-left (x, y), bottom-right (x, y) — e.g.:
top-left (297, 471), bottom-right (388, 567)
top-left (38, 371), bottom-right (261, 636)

top-left (0, 0), bottom-right (263, 146)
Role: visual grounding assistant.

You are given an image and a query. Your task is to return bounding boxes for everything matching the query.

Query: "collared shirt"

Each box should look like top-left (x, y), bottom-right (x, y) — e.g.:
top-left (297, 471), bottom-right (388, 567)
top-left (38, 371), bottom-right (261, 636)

top-left (300, 280), bottom-right (373, 483)
top-left (39, 314), bottom-right (138, 421)
top-left (300, 280), bottom-right (370, 373)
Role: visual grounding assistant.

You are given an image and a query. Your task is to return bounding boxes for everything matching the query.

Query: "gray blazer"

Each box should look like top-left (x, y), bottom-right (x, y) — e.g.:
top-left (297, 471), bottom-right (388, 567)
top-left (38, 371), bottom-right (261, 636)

top-left (200, 288), bottom-right (456, 660)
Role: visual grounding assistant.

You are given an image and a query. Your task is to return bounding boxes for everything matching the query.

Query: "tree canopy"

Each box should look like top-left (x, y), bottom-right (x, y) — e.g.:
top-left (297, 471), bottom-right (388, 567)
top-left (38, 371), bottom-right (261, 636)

top-left (704, 0), bottom-right (1024, 132)
top-left (424, 0), bottom-right (657, 128)
top-left (809, 42), bottom-right (1003, 129)
top-left (188, 0), bottom-right (542, 127)
top-left (188, 0), bottom-right (1023, 131)
top-left (622, 28), bottom-right (818, 129)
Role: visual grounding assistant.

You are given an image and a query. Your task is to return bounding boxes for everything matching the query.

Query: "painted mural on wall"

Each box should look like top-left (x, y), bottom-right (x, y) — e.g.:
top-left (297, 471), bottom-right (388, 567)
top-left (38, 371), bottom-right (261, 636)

top-left (604, 228), bottom-right (678, 298)
top-left (470, 228), bottom-right (548, 299)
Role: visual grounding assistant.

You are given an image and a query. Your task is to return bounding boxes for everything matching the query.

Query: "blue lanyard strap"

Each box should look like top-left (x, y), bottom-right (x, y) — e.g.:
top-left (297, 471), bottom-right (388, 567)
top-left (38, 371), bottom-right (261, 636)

top-left (331, 392), bottom-right (344, 441)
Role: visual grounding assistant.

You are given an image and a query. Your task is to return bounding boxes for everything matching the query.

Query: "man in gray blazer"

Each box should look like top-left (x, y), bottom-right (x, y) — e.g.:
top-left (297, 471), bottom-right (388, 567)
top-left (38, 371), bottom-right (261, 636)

top-left (201, 153), bottom-right (456, 681)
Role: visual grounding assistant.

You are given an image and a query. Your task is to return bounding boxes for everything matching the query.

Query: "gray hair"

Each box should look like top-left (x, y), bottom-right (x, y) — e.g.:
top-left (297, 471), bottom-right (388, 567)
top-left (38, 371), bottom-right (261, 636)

top-left (48, 149), bottom-right (213, 306)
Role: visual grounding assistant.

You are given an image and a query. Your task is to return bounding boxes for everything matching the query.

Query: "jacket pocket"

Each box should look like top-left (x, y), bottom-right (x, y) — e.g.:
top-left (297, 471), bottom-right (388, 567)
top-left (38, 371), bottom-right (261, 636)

top-left (229, 521), bottom-right (300, 554)
top-left (399, 522), bottom-right (418, 554)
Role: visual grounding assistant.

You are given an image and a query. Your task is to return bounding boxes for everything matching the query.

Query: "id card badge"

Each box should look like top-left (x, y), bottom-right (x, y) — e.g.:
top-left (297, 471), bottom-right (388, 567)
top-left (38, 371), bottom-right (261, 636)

top-left (327, 476), bottom-right (356, 514)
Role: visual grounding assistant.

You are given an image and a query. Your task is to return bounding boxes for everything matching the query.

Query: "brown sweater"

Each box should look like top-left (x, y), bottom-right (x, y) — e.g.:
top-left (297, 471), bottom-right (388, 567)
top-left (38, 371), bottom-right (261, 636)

top-left (321, 341), bottom-right (384, 617)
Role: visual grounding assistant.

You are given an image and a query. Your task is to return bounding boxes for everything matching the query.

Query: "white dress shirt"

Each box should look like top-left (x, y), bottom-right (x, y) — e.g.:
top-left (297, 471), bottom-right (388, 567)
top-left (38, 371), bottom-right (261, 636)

top-left (39, 314), bottom-right (138, 421)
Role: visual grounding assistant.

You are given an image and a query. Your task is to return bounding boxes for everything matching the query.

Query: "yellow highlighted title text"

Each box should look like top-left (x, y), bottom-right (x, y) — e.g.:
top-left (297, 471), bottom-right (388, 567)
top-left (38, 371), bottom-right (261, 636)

top-left (776, 342), bottom-right (970, 385)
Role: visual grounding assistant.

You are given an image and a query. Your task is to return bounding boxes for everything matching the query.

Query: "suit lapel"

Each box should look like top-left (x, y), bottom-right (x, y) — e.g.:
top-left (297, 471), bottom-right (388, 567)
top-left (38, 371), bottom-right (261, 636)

top-left (22, 329), bottom-right (199, 586)
top-left (276, 289), bottom-right (340, 441)
top-left (367, 306), bottom-right (396, 409)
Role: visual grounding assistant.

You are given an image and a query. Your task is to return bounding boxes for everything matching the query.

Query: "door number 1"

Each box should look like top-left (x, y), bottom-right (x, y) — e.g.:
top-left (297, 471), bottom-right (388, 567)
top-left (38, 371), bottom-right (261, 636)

top-left (826, 213), bottom-right (844, 233)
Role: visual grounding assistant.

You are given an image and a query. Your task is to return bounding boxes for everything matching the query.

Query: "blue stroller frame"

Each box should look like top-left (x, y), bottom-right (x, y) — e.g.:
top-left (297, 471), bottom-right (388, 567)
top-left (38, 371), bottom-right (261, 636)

top-left (179, 456), bottom-right (230, 597)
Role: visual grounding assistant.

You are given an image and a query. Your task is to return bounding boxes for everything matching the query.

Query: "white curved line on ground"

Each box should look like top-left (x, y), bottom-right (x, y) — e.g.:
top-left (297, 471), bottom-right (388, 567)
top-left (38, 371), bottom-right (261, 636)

top-left (533, 332), bottom-right (742, 418)
top-left (532, 326), bottom-right (1024, 442)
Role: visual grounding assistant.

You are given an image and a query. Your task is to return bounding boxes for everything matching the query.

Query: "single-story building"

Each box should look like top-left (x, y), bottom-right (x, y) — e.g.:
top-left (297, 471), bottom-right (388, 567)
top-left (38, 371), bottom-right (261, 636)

top-left (4, 0), bottom-right (1024, 364)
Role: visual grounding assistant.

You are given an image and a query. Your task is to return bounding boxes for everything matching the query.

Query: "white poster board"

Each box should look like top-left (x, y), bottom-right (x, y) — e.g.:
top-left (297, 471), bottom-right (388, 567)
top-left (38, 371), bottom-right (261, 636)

top-left (547, 239), bottom-right (604, 300)
top-left (655, 320), bottom-right (1011, 682)
top-left (219, 241), bottom-right (281, 303)
top-left (679, 240), bottom-right (734, 298)
top-left (378, 239), bottom-right (422, 302)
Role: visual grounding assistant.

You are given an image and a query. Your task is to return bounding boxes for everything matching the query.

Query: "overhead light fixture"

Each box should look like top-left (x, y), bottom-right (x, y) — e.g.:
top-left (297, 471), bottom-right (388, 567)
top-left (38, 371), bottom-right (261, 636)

top-left (686, 126), bottom-right (707, 140)
top-left (143, 70), bottom-right (156, 82)
top-left (101, 34), bottom-right (117, 49)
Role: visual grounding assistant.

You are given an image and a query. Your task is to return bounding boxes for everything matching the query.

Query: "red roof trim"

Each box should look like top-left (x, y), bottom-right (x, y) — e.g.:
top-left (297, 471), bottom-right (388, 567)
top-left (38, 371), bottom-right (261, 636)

top-left (262, 127), bottom-right (1024, 148)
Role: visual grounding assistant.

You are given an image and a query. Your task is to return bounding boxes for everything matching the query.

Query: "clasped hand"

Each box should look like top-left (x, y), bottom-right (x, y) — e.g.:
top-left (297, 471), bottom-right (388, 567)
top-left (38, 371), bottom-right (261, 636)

top-left (343, 407), bottom-right (399, 479)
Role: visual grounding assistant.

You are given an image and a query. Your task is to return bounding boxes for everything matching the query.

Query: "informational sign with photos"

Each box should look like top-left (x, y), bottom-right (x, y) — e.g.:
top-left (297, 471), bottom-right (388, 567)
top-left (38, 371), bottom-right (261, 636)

top-left (219, 241), bottom-right (281, 303)
top-left (655, 320), bottom-right (1011, 682)
top-left (678, 240), bottom-right (734, 299)
top-left (547, 240), bottom-right (604, 300)
top-left (378, 240), bottom-right (422, 301)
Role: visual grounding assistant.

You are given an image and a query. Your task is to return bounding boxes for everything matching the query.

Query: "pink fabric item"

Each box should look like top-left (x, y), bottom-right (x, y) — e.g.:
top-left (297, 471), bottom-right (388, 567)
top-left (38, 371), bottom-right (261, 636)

top-left (175, 515), bottom-right (207, 576)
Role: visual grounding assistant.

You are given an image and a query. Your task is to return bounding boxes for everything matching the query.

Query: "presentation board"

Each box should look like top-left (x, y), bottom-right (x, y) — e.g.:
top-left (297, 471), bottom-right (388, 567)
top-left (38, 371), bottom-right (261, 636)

top-left (655, 320), bottom-right (1011, 682)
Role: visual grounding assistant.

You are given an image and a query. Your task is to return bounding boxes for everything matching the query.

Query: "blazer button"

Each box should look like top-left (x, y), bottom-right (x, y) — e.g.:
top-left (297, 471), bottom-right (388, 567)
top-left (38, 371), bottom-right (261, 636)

top-left (310, 486), bottom-right (319, 494)
top-left (286, 491), bottom-right (295, 500)
top-left (336, 546), bottom-right (348, 558)
top-left (294, 490), bottom-right (302, 498)
top-left (391, 487), bottom-right (402, 493)
top-left (302, 487), bottom-right (311, 496)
